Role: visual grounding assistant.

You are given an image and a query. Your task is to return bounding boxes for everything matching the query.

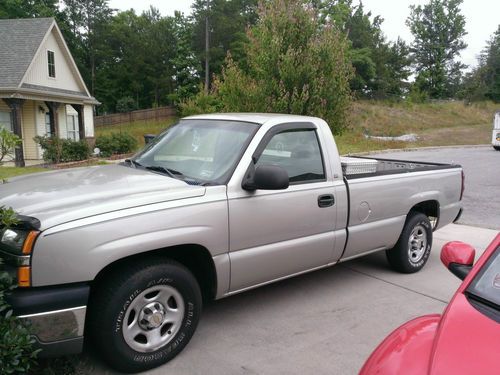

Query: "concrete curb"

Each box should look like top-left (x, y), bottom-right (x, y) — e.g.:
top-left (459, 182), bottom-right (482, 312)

top-left (345, 144), bottom-right (491, 156)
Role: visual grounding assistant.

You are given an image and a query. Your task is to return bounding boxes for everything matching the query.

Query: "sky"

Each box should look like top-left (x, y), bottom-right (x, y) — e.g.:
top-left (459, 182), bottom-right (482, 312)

top-left (108, 0), bottom-right (500, 69)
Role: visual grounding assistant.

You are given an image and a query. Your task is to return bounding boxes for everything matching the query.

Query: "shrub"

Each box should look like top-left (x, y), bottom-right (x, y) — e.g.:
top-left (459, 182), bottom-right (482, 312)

top-left (178, 88), bottom-right (223, 117)
top-left (0, 128), bottom-right (22, 164)
top-left (0, 207), bottom-right (39, 374)
top-left (34, 136), bottom-right (90, 164)
top-left (95, 132), bottom-right (138, 157)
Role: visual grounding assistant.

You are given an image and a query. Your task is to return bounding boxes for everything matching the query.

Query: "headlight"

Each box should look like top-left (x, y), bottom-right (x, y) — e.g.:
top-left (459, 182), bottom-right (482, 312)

top-left (0, 228), bottom-right (39, 255)
top-left (2, 228), bottom-right (28, 251)
top-left (0, 228), bottom-right (40, 287)
top-left (1, 228), bottom-right (29, 254)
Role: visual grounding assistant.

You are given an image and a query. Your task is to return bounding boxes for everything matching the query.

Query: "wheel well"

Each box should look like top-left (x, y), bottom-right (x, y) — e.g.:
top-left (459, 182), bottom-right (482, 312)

top-left (409, 200), bottom-right (439, 228)
top-left (91, 244), bottom-right (217, 303)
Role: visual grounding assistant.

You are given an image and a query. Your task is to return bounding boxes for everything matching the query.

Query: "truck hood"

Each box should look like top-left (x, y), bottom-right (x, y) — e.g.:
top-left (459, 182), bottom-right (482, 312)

top-left (0, 164), bottom-right (205, 229)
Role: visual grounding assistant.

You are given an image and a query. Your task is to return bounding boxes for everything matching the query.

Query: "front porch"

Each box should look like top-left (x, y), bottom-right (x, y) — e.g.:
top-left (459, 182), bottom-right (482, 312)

top-left (0, 98), bottom-right (95, 166)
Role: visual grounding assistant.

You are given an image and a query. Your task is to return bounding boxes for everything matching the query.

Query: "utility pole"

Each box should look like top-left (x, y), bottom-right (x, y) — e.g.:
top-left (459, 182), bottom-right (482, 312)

top-left (205, 0), bottom-right (210, 93)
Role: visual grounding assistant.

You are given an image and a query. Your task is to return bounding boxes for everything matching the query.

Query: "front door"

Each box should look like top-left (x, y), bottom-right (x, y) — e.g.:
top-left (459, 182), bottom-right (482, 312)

top-left (227, 123), bottom-right (337, 292)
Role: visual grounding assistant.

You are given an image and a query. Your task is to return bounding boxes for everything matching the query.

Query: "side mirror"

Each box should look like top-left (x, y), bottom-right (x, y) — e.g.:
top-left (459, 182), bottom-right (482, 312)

top-left (242, 165), bottom-right (289, 191)
top-left (440, 241), bottom-right (476, 280)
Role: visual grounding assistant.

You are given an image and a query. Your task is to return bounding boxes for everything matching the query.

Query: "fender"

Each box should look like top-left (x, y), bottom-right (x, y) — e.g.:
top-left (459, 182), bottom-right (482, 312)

top-left (359, 314), bottom-right (441, 375)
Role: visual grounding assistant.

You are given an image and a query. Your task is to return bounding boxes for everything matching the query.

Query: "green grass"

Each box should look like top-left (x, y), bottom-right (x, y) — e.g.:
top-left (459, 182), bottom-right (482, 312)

top-left (95, 119), bottom-right (177, 151)
top-left (0, 166), bottom-right (47, 180)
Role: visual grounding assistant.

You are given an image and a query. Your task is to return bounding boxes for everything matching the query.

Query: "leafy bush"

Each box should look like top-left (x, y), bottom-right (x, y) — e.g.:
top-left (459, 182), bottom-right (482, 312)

top-left (34, 136), bottom-right (90, 164)
top-left (0, 128), bottom-right (22, 164)
top-left (0, 207), bottom-right (39, 374)
top-left (95, 132), bottom-right (138, 157)
top-left (179, 87), bottom-right (223, 116)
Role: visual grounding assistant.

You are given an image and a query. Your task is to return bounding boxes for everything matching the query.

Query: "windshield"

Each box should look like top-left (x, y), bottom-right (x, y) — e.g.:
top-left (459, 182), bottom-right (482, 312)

top-left (467, 246), bottom-right (500, 308)
top-left (132, 119), bottom-right (259, 184)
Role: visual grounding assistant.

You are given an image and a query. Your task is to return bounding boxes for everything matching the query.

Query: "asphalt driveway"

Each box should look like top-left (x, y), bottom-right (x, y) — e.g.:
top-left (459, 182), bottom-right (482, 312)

top-left (83, 224), bottom-right (498, 375)
top-left (80, 145), bottom-right (499, 374)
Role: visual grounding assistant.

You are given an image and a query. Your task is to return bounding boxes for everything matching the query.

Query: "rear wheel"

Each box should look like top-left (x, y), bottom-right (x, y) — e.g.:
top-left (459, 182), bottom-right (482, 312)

top-left (386, 212), bottom-right (432, 273)
top-left (88, 259), bottom-right (202, 373)
top-left (494, 146), bottom-right (500, 151)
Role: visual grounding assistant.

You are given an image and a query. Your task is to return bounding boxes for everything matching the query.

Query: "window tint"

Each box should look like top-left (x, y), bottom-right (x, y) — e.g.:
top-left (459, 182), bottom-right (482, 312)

top-left (47, 50), bottom-right (55, 78)
top-left (256, 129), bottom-right (325, 183)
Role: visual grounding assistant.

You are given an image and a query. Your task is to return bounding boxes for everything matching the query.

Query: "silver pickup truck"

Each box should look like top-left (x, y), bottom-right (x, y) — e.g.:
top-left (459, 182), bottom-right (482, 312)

top-left (0, 114), bottom-right (463, 372)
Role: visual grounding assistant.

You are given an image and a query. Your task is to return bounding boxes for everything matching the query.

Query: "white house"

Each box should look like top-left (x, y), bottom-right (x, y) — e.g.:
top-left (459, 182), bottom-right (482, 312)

top-left (0, 18), bottom-right (99, 166)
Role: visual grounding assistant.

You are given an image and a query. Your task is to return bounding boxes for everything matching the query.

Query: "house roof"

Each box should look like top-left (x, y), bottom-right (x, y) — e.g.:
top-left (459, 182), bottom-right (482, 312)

top-left (0, 18), bottom-right (54, 88)
top-left (0, 17), bottom-right (98, 105)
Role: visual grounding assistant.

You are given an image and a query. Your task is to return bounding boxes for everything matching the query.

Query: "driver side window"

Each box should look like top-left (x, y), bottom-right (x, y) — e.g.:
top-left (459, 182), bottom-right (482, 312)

top-left (255, 129), bottom-right (325, 183)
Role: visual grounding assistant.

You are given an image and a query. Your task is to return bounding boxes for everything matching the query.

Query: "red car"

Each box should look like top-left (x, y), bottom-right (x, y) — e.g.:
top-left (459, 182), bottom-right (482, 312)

top-left (360, 233), bottom-right (500, 375)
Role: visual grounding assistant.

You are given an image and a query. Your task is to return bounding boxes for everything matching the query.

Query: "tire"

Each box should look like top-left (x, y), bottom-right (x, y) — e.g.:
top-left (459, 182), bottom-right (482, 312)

top-left (386, 212), bottom-right (432, 273)
top-left (494, 146), bottom-right (500, 151)
top-left (88, 259), bottom-right (202, 373)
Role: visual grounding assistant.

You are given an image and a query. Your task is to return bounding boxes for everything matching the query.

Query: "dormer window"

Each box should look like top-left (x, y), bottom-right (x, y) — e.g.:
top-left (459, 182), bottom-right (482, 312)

top-left (47, 50), bottom-right (55, 78)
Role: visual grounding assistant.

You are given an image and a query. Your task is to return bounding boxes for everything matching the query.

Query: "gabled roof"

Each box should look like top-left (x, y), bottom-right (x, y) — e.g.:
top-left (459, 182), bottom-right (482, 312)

top-left (0, 17), bottom-right (98, 104)
top-left (0, 18), bottom-right (54, 87)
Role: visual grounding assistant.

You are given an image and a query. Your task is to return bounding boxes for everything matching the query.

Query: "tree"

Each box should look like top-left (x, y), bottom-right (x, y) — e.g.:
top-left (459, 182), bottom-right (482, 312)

top-left (190, 0), bottom-right (259, 89)
top-left (211, 0), bottom-right (353, 134)
top-left (407, 0), bottom-right (467, 99)
top-left (0, 0), bottom-right (59, 19)
top-left (460, 25), bottom-right (500, 103)
top-left (482, 25), bottom-right (500, 102)
top-left (311, 0), bottom-right (411, 99)
top-left (62, 0), bottom-right (114, 96)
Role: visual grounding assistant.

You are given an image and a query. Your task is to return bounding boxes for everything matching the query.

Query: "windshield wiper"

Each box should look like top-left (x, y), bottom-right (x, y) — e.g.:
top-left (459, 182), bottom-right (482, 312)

top-left (125, 159), bottom-right (143, 168)
top-left (145, 165), bottom-right (185, 180)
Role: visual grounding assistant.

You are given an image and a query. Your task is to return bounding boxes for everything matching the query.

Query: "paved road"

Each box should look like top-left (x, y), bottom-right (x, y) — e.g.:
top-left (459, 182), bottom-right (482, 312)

top-left (371, 146), bottom-right (499, 230)
top-left (82, 224), bottom-right (498, 375)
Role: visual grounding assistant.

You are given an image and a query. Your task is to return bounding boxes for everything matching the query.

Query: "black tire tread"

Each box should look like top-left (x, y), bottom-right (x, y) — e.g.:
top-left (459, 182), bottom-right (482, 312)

top-left (386, 212), bottom-right (432, 274)
top-left (87, 257), bottom-right (201, 373)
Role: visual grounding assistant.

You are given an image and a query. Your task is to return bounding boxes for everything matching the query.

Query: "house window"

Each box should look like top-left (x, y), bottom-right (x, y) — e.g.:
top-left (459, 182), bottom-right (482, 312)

top-left (67, 115), bottom-right (79, 141)
top-left (45, 113), bottom-right (52, 136)
top-left (0, 111), bottom-right (13, 132)
top-left (47, 50), bottom-right (55, 78)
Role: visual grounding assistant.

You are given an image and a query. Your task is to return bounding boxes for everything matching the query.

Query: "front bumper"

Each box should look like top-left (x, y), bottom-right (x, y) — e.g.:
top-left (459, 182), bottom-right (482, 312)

top-left (7, 283), bottom-right (90, 357)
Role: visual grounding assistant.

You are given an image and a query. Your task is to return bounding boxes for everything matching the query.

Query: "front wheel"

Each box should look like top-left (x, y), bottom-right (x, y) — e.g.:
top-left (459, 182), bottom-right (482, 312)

top-left (88, 259), bottom-right (202, 373)
top-left (386, 212), bottom-right (432, 273)
top-left (494, 146), bottom-right (500, 151)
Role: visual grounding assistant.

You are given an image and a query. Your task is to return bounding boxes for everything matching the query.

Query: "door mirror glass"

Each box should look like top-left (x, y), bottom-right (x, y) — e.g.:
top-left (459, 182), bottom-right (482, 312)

top-left (440, 241), bottom-right (475, 280)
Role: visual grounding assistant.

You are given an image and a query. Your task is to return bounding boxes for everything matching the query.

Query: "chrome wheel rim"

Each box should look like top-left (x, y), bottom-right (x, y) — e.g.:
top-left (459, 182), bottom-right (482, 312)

top-left (408, 224), bottom-right (428, 264)
top-left (122, 285), bottom-right (185, 353)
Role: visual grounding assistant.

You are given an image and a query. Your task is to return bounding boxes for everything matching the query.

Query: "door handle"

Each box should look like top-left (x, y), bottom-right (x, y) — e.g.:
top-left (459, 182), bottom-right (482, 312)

top-left (318, 194), bottom-right (335, 208)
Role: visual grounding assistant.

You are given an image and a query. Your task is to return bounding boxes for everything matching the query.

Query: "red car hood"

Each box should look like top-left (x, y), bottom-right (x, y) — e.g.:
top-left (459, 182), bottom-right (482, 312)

top-left (429, 292), bottom-right (500, 375)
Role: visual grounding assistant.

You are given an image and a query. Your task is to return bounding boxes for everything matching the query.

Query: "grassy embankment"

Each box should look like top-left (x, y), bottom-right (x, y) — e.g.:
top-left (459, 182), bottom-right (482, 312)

top-left (336, 100), bottom-right (497, 154)
top-left (95, 100), bottom-right (498, 155)
top-left (1, 101), bottom-right (496, 179)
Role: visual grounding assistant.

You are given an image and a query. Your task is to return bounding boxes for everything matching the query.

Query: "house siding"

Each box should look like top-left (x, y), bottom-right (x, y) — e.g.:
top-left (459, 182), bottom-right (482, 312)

top-left (21, 101), bottom-right (38, 160)
top-left (23, 29), bottom-right (83, 93)
top-left (0, 100), bottom-right (10, 113)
